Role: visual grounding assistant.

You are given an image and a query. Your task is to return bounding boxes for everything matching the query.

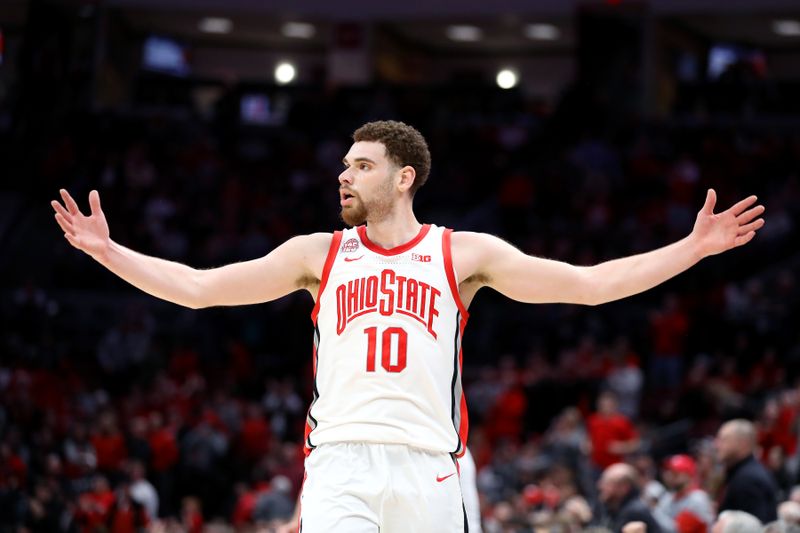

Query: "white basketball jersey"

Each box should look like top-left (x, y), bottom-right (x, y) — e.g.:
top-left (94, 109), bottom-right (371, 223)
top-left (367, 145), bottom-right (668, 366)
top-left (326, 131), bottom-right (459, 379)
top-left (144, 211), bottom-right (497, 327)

top-left (305, 224), bottom-right (469, 456)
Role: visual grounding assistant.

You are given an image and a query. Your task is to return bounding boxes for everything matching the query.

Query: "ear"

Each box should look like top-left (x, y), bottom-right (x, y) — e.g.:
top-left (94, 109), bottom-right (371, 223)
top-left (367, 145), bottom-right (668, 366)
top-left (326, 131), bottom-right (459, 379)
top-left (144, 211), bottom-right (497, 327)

top-left (397, 165), bottom-right (417, 193)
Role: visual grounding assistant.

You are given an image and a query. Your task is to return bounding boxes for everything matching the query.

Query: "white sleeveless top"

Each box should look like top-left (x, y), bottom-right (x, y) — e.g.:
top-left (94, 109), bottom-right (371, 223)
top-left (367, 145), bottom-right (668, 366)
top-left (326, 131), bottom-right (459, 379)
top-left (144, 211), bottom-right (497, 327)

top-left (305, 224), bottom-right (469, 456)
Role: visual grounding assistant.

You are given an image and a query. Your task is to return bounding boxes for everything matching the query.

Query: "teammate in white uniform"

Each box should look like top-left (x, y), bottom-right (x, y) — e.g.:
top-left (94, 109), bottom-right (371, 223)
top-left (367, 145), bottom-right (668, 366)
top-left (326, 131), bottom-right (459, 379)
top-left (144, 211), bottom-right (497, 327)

top-left (52, 121), bottom-right (765, 532)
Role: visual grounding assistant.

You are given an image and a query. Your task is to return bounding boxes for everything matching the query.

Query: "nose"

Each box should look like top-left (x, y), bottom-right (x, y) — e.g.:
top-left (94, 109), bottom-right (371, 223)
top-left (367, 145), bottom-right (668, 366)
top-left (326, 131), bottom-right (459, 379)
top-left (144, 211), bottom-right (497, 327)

top-left (338, 168), bottom-right (353, 185)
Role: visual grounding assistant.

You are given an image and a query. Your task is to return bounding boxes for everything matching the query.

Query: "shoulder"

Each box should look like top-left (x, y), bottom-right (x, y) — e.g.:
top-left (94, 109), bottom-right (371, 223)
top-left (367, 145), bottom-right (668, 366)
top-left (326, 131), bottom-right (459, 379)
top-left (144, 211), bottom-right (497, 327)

top-left (286, 232), bottom-right (336, 256)
top-left (447, 231), bottom-right (503, 285)
top-left (275, 232), bottom-right (336, 279)
top-left (731, 460), bottom-right (775, 488)
top-left (737, 457), bottom-right (770, 477)
top-left (684, 490), bottom-right (713, 507)
top-left (450, 230), bottom-right (502, 249)
top-left (449, 230), bottom-right (513, 263)
top-left (624, 500), bottom-right (657, 524)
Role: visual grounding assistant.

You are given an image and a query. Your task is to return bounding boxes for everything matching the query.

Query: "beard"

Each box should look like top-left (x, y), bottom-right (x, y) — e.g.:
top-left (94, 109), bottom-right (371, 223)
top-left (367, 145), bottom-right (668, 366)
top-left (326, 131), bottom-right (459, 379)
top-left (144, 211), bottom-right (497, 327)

top-left (340, 198), bottom-right (368, 226)
top-left (339, 177), bottom-right (395, 227)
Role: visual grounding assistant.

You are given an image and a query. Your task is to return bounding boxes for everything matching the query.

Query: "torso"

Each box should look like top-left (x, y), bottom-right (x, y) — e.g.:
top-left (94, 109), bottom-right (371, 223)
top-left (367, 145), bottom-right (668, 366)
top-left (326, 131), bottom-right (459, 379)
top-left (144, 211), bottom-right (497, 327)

top-left (304, 224), bottom-right (469, 455)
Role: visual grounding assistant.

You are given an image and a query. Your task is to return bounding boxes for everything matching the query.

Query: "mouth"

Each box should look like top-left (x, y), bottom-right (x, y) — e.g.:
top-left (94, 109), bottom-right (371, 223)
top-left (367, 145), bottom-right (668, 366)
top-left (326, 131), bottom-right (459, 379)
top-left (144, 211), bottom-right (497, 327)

top-left (340, 190), bottom-right (356, 206)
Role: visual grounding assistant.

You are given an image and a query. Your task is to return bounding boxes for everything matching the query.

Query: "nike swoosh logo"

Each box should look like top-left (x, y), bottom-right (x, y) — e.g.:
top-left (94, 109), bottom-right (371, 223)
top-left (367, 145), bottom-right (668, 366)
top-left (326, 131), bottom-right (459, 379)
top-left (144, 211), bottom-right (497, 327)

top-left (436, 473), bottom-right (456, 483)
top-left (344, 255), bottom-right (364, 262)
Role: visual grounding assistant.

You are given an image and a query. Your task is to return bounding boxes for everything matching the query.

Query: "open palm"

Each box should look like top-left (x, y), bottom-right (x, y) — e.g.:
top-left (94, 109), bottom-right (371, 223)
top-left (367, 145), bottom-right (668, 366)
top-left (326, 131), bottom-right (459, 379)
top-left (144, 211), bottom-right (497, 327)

top-left (692, 189), bottom-right (765, 257)
top-left (52, 189), bottom-right (111, 260)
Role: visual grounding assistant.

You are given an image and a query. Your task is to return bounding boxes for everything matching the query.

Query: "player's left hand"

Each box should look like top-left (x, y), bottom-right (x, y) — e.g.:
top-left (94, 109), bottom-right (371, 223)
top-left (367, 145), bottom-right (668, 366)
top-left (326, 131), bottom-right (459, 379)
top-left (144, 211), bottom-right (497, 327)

top-left (692, 189), bottom-right (765, 257)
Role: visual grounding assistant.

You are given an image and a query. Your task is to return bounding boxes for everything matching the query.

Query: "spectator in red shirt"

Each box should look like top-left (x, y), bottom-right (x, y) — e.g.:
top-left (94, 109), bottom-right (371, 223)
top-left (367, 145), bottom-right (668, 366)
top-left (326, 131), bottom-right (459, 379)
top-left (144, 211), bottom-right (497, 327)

top-left (587, 391), bottom-right (640, 470)
top-left (107, 482), bottom-right (149, 533)
top-left (147, 411), bottom-right (179, 516)
top-left (649, 294), bottom-right (689, 389)
top-left (75, 475), bottom-right (116, 533)
top-left (90, 411), bottom-right (128, 477)
top-left (181, 496), bottom-right (203, 533)
top-left (238, 402), bottom-right (271, 462)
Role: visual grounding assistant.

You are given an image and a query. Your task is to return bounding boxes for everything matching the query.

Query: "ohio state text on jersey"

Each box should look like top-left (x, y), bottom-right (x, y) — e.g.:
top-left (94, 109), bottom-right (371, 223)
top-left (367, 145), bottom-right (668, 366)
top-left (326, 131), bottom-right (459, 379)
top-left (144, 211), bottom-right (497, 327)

top-left (305, 224), bottom-right (469, 456)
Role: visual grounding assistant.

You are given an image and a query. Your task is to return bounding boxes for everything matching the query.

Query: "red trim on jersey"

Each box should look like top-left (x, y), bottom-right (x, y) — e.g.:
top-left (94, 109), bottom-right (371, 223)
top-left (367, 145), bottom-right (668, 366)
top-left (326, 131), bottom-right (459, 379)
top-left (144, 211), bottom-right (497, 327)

top-left (456, 315), bottom-right (469, 458)
top-left (311, 231), bottom-right (343, 323)
top-left (357, 224), bottom-right (431, 256)
top-left (442, 229), bottom-right (469, 320)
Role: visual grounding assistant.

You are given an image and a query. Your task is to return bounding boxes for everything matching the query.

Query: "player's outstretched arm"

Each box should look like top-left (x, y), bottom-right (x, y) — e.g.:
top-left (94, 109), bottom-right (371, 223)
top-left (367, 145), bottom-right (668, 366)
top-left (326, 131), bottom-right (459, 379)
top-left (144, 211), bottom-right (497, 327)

top-left (52, 189), bottom-right (330, 309)
top-left (454, 189), bottom-right (764, 306)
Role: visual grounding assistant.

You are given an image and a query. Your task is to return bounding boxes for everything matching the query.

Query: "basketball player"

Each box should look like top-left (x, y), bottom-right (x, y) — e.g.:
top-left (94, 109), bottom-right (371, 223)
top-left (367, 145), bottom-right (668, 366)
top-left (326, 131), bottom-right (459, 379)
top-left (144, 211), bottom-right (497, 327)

top-left (52, 121), bottom-right (765, 532)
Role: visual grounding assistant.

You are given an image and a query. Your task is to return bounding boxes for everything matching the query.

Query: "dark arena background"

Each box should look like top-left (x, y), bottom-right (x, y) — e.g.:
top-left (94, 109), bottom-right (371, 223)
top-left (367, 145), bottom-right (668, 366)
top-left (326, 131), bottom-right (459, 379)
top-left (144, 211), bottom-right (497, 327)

top-left (1, 0), bottom-right (800, 531)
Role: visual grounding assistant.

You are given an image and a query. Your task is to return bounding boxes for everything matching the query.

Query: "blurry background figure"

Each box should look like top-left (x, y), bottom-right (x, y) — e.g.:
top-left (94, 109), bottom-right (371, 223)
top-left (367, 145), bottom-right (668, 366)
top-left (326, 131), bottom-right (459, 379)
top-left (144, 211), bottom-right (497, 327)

top-left (252, 474), bottom-right (294, 526)
top-left (715, 419), bottom-right (778, 523)
top-left (127, 459), bottom-right (159, 521)
top-left (711, 510), bottom-right (761, 533)
top-left (657, 454), bottom-right (714, 533)
top-left (778, 501), bottom-right (800, 526)
top-left (588, 391), bottom-right (640, 474)
top-left (596, 463), bottom-right (662, 533)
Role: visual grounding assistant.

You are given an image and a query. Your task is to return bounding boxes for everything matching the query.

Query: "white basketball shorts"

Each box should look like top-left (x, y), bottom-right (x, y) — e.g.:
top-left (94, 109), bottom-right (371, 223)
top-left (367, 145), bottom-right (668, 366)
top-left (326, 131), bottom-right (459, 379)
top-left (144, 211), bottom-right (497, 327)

top-left (299, 442), bottom-right (467, 532)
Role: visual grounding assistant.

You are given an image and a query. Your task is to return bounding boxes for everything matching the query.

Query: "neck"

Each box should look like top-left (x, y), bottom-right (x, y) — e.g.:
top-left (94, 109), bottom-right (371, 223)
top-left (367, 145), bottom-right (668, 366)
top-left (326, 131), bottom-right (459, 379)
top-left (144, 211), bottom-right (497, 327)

top-left (363, 203), bottom-right (422, 249)
top-left (728, 452), bottom-right (752, 467)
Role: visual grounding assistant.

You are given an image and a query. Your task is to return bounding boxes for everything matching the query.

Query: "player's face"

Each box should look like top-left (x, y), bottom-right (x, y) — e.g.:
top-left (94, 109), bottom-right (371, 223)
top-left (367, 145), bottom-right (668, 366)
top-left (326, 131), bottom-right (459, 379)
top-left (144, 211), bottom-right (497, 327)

top-left (338, 141), bottom-right (398, 226)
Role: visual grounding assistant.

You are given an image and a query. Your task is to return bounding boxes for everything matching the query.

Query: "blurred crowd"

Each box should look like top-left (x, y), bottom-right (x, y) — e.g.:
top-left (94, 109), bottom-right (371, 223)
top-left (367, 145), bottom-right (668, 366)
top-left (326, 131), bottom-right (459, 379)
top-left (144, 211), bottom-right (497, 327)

top-left (1, 85), bottom-right (800, 532)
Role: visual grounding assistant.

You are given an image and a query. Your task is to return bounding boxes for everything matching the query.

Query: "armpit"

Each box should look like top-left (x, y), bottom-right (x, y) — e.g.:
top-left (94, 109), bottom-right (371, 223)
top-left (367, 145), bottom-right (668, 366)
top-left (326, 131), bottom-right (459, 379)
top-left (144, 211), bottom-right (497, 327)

top-left (296, 275), bottom-right (320, 291)
top-left (463, 272), bottom-right (491, 286)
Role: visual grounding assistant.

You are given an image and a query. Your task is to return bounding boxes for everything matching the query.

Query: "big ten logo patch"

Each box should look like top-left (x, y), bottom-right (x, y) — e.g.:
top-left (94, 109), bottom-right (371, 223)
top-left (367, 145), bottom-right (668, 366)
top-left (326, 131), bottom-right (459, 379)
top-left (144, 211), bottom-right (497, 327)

top-left (411, 253), bottom-right (431, 263)
top-left (341, 238), bottom-right (360, 253)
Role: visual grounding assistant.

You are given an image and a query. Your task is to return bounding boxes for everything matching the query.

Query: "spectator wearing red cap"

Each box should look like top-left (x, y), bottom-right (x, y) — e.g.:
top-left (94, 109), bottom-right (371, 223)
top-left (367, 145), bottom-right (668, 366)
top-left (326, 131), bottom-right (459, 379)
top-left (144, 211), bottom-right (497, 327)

top-left (658, 454), bottom-right (715, 533)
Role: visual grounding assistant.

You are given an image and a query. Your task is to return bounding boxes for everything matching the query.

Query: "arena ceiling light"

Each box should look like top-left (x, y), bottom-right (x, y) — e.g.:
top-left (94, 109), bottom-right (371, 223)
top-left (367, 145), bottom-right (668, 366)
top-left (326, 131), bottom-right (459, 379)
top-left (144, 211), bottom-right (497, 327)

top-left (446, 25), bottom-right (483, 42)
top-left (282, 22), bottom-right (316, 39)
top-left (496, 68), bottom-right (519, 90)
top-left (524, 23), bottom-right (560, 41)
top-left (199, 17), bottom-right (233, 34)
top-left (772, 19), bottom-right (800, 37)
top-left (275, 62), bottom-right (297, 85)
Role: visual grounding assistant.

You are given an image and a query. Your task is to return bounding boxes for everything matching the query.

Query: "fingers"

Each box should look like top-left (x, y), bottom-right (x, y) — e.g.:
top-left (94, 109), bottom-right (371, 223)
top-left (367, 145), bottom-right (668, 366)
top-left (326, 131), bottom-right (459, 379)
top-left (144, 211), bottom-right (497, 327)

top-left (59, 189), bottom-right (82, 216)
top-left (701, 188), bottom-right (717, 215)
top-left (736, 204), bottom-right (765, 223)
top-left (89, 190), bottom-right (103, 217)
top-left (54, 213), bottom-right (74, 234)
top-left (734, 231), bottom-right (756, 247)
top-left (51, 200), bottom-right (72, 222)
top-left (63, 232), bottom-right (81, 249)
top-left (729, 194), bottom-right (758, 217)
top-left (738, 218), bottom-right (765, 235)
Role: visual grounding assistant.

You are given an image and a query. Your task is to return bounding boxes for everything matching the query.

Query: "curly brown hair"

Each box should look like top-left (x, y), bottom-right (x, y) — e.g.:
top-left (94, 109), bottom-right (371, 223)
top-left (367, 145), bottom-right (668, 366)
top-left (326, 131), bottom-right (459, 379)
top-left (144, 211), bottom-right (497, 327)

top-left (352, 120), bottom-right (431, 195)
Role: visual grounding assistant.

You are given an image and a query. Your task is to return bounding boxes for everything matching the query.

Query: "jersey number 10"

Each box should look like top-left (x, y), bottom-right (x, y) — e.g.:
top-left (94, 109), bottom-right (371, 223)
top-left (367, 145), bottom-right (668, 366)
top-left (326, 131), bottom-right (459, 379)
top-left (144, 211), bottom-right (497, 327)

top-left (363, 327), bottom-right (408, 373)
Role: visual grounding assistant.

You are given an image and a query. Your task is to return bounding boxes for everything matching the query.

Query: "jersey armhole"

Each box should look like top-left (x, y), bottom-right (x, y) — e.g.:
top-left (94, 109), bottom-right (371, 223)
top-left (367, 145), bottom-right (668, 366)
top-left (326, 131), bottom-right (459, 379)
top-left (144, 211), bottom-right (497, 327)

top-left (311, 231), bottom-right (343, 323)
top-left (442, 228), bottom-right (469, 320)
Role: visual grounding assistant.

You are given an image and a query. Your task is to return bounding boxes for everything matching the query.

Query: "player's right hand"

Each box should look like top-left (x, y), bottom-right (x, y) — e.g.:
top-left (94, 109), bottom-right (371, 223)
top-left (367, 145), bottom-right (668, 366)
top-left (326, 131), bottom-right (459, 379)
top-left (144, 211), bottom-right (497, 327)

top-left (52, 189), bottom-right (111, 260)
